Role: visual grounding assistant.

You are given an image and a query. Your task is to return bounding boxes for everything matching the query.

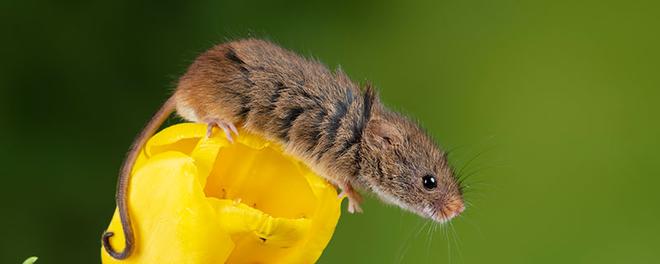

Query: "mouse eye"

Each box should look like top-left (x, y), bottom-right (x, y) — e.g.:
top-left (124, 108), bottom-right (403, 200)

top-left (422, 175), bottom-right (437, 190)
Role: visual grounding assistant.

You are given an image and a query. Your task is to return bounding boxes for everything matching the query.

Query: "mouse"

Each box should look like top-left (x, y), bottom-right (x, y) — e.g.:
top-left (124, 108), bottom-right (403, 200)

top-left (102, 38), bottom-right (465, 259)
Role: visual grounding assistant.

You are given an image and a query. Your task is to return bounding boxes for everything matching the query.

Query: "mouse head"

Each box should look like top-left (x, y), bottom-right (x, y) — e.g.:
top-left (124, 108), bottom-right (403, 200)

top-left (359, 110), bottom-right (464, 223)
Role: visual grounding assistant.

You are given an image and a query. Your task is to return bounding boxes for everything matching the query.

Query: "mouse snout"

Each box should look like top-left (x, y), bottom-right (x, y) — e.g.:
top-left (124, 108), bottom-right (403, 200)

top-left (435, 196), bottom-right (465, 223)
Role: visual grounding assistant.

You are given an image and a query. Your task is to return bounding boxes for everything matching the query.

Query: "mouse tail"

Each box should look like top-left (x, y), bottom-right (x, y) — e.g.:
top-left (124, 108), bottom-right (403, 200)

top-left (102, 95), bottom-right (177, 260)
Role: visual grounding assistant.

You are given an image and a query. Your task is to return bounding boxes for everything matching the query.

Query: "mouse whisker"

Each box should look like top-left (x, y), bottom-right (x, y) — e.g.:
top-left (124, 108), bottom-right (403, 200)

top-left (424, 219), bottom-right (433, 262)
top-left (396, 218), bottom-right (427, 264)
top-left (449, 221), bottom-right (463, 262)
top-left (443, 134), bottom-right (497, 159)
top-left (442, 221), bottom-right (451, 264)
top-left (455, 147), bottom-right (493, 182)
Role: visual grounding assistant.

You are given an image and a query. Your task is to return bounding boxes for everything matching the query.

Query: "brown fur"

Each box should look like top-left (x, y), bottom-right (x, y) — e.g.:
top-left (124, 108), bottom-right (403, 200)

top-left (103, 38), bottom-right (464, 259)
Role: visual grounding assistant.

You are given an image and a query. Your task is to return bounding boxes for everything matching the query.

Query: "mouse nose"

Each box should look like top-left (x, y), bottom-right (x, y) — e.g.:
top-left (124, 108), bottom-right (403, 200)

top-left (437, 197), bottom-right (465, 222)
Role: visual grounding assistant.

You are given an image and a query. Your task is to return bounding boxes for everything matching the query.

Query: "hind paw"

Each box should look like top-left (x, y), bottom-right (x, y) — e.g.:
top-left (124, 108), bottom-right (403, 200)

top-left (205, 118), bottom-right (239, 143)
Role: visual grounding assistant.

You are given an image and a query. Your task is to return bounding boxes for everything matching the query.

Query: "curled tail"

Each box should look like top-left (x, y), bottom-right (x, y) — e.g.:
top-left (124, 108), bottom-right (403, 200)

top-left (102, 95), bottom-right (177, 259)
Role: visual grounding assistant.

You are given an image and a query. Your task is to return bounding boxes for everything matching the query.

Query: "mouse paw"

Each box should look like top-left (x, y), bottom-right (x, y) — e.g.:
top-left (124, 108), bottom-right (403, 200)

top-left (338, 183), bottom-right (363, 214)
top-left (347, 197), bottom-right (363, 214)
top-left (205, 118), bottom-right (239, 143)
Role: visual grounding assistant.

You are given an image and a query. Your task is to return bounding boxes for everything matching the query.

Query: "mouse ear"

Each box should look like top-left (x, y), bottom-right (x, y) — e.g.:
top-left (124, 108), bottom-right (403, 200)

top-left (365, 118), bottom-right (402, 148)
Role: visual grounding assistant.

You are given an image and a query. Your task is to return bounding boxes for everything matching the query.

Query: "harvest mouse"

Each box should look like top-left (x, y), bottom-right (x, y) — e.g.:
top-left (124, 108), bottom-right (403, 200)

top-left (102, 39), bottom-right (465, 259)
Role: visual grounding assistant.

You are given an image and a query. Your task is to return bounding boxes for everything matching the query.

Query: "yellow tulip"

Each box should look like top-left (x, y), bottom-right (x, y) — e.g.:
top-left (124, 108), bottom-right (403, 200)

top-left (101, 123), bottom-right (343, 263)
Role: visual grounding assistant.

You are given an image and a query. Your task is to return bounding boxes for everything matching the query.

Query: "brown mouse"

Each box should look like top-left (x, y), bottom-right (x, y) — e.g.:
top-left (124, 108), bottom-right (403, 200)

top-left (102, 38), bottom-right (465, 259)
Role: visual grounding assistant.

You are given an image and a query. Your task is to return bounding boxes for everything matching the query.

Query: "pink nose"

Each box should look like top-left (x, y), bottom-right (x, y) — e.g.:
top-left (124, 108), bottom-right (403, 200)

top-left (440, 198), bottom-right (465, 221)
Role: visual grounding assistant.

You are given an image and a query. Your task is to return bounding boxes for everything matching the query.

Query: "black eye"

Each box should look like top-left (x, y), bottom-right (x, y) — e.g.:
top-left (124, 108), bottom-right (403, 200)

top-left (422, 175), bottom-right (437, 190)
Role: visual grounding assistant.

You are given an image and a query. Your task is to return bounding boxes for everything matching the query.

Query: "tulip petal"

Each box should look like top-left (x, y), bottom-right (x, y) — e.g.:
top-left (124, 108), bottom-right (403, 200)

top-left (102, 151), bottom-right (234, 263)
top-left (145, 123), bottom-right (206, 157)
top-left (103, 123), bottom-right (342, 264)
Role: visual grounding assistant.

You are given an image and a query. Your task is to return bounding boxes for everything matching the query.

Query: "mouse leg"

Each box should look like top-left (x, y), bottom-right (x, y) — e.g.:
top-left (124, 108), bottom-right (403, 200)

top-left (205, 118), bottom-right (239, 142)
top-left (338, 182), bottom-right (363, 213)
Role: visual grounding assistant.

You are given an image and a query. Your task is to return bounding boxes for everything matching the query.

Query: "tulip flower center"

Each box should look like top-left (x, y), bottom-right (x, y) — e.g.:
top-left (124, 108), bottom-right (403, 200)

top-left (204, 142), bottom-right (318, 219)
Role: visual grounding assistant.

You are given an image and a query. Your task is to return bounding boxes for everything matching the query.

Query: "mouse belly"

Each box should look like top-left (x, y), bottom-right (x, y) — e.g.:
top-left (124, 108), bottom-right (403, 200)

top-left (174, 99), bottom-right (200, 123)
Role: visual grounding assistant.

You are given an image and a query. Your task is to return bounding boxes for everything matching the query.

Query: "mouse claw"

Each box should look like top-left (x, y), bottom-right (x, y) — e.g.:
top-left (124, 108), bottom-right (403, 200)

top-left (205, 118), bottom-right (239, 143)
top-left (338, 182), bottom-right (363, 214)
top-left (206, 123), bottom-right (215, 138)
top-left (347, 199), bottom-right (363, 214)
top-left (228, 122), bottom-right (239, 136)
top-left (219, 124), bottom-right (234, 143)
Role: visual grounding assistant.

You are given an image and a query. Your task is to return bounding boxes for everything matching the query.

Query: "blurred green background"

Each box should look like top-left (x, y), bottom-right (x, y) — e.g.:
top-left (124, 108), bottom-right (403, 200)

top-left (2, 0), bottom-right (659, 263)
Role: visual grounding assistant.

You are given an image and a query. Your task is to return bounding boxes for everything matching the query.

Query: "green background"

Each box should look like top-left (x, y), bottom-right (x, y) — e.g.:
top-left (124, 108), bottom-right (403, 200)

top-left (2, 0), bottom-right (659, 263)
